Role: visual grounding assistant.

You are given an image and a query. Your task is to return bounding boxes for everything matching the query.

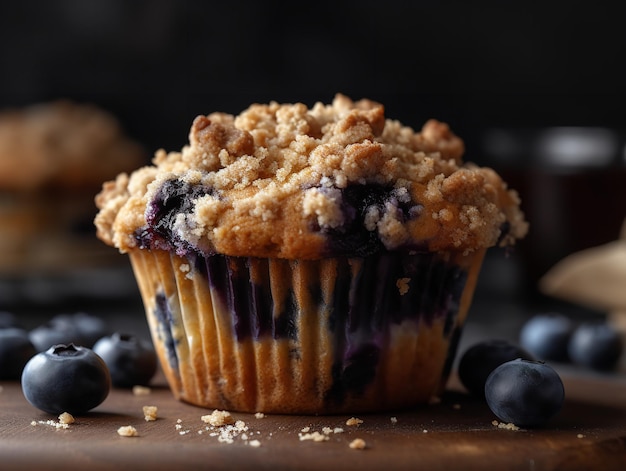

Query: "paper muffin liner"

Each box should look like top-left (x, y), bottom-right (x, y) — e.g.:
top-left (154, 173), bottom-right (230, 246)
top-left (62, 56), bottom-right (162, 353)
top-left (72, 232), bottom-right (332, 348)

top-left (129, 248), bottom-right (485, 414)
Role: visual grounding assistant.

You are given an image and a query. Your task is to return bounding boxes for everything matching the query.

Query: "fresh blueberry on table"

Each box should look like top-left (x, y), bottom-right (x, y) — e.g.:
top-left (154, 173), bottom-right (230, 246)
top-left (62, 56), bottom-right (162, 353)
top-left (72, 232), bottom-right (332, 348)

top-left (458, 339), bottom-right (535, 397)
top-left (0, 327), bottom-right (37, 380)
top-left (21, 344), bottom-right (111, 415)
top-left (568, 322), bottom-right (623, 371)
top-left (93, 333), bottom-right (158, 388)
top-left (53, 312), bottom-right (110, 348)
top-left (29, 316), bottom-right (86, 352)
top-left (519, 313), bottom-right (574, 362)
top-left (485, 358), bottom-right (564, 428)
top-left (0, 311), bottom-right (22, 329)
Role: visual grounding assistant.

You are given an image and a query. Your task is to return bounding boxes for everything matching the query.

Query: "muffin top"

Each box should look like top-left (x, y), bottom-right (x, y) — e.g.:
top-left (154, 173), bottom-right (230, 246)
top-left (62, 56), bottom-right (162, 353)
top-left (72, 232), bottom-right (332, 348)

top-left (0, 100), bottom-right (147, 192)
top-left (95, 94), bottom-right (527, 259)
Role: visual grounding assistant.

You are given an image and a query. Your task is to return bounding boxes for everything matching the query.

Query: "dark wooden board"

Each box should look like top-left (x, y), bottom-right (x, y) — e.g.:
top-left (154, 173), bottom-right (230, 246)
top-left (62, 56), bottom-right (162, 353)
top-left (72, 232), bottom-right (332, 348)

top-left (1, 370), bottom-right (625, 471)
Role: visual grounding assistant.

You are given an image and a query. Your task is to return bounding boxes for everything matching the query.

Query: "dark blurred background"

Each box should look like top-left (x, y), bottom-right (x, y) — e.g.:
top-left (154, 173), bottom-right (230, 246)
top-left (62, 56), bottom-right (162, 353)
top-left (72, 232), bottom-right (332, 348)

top-left (1, 0), bottom-right (625, 330)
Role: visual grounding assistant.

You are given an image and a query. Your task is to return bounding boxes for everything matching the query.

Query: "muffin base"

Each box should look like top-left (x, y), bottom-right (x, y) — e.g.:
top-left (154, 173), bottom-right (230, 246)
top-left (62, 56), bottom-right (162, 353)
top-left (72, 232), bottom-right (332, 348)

top-left (130, 248), bottom-right (485, 414)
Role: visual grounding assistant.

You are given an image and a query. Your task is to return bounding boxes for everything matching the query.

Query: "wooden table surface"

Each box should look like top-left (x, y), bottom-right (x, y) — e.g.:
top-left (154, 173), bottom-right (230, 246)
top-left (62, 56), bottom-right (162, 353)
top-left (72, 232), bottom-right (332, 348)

top-left (1, 368), bottom-right (625, 471)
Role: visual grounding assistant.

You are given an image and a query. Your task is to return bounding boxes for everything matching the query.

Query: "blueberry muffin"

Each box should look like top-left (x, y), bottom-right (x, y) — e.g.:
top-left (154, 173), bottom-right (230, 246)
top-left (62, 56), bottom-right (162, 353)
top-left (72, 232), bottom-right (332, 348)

top-left (95, 94), bottom-right (527, 413)
top-left (0, 100), bottom-right (147, 275)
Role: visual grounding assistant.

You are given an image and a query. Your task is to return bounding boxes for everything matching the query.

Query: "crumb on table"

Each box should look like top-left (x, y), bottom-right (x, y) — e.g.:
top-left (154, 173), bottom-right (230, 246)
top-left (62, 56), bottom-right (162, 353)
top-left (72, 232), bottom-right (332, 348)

top-left (143, 405), bottom-right (158, 421)
top-left (117, 425), bottom-right (139, 437)
top-left (132, 385), bottom-right (151, 396)
top-left (58, 412), bottom-right (75, 425)
top-left (349, 438), bottom-right (367, 450)
top-left (201, 410), bottom-right (235, 426)
top-left (346, 417), bottom-right (363, 426)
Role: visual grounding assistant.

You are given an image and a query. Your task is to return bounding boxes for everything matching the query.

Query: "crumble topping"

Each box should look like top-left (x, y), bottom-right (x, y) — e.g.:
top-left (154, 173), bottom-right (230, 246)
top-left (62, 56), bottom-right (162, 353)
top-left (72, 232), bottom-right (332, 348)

top-left (95, 94), bottom-right (527, 259)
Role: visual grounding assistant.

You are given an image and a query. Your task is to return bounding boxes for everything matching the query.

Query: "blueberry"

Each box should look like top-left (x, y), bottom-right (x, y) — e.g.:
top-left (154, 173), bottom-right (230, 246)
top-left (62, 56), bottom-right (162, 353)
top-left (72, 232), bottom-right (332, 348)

top-left (0, 311), bottom-right (21, 329)
top-left (519, 313), bottom-right (574, 362)
top-left (0, 328), bottom-right (37, 380)
top-left (92, 333), bottom-right (158, 388)
top-left (568, 322), bottom-right (623, 371)
top-left (139, 178), bottom-right (217, 255)
top-left (57, 312), bottom-right (110, 348)
top-left (485, 358), bottom-right (564, 428)
top-left (29, 317), bottom-right (85, 352)
top-left (323, 183), bottom-right (417, 257)
top-left (458, 339), bottom-right (534, 397)
top-left (21, 344), bottom-right (111, 415)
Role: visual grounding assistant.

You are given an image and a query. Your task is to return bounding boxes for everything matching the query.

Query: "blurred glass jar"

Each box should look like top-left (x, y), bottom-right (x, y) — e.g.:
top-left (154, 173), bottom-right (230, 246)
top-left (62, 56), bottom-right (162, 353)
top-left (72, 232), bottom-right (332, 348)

top-left (481, 126), bottom-right (626, 299)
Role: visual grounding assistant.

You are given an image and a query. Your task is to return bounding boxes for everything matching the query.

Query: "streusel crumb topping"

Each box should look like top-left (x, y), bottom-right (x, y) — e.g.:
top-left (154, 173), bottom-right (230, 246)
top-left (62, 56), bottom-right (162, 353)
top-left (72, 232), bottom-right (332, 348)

top-left (95, 94), bottom-right (527, 259)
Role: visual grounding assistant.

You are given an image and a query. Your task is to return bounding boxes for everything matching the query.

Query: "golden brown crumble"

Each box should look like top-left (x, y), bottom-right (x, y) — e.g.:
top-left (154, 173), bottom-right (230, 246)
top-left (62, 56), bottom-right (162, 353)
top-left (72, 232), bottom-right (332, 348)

top-left (95, 94), bottom-right (527, 259)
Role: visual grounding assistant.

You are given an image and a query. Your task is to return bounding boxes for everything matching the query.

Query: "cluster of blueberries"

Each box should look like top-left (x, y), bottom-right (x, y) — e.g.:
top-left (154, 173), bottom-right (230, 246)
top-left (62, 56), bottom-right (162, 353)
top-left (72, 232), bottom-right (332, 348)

top-left (0, 311), bottom-right (157, 415)
top-left (518, 313), bottom-right (624, 371)
top-left (457, 313), bottom-right (624, 428)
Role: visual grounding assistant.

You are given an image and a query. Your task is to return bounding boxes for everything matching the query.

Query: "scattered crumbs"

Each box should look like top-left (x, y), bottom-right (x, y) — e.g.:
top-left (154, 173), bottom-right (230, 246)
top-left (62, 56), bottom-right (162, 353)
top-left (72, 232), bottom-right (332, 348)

top-left (301, 426), bottom-right (311, 433)
top-left (390, 417), bottom-right (398, 424)
top-left (254, 412), bottom-right (265, 419)
top-left (428, 396), bottom-right (441, 405)
top-left (492, 420), bottom-right (520, 431)
top-left (201, 410), bottom-right (235, 426)
top-left (396, 277), bottom-right (411, 295)
top-left (577, 434), bottom-right (585, 439)
top-left (179, 263), bottom-right (190, 273)
top-left (117, 425), bottom-right (139, 437)
top-left (58, 412), bottom-right (75, 425)
top-left (422, 429), bottom-right (428, 434)
top-left (299, 431), bottom-right (329, 442)
top-left (333, 427), bottom-right (344, 434)
top-left (322, 427), bottom-right (333, 435)
top-left (346, 417), bottom-right (363, 426)
top-left (172, 411), bottom-right (261, 445)
top-left (452, 403), bottom-right (461, 410)
top-left (349, 438), bottom-right (367, 450)
top-left (174, 418), bottom-right (190, 434)
top-left (31, 419), bottom-right (71, 430)
top-left (132, 385), bottom-right (151, 396)
top-left (215, 420), bottom-right (248, 444)
top-left (143, 405), bottom-right (158, 421)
